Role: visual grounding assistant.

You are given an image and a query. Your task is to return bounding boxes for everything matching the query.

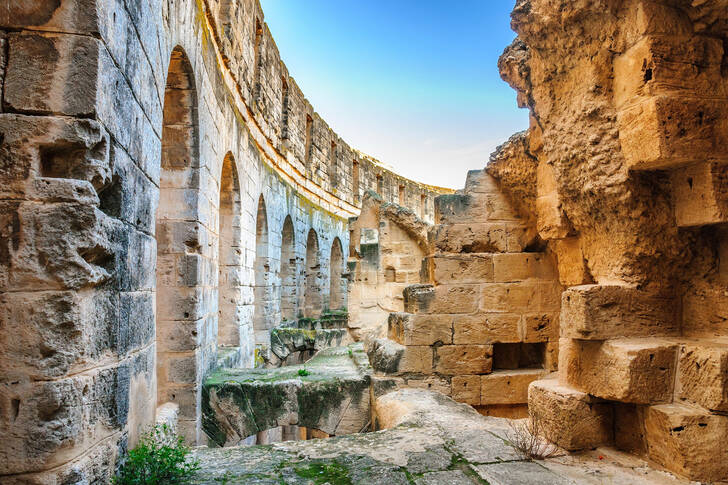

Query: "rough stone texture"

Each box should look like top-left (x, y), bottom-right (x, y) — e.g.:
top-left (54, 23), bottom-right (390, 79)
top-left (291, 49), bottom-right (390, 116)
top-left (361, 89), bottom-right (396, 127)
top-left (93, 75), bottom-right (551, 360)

top-left (644, 403), bottom-right (728, 482)
top-left (0, 0), bottom-right (448, 480)
top-left (202, 344), bottom-right (371, 446)
top-left (190, 389), bottom-right (692, 485)
top-left (496, 2), bottom-right (728, 478)
top-left (528, 378), bottom-right (613, 451)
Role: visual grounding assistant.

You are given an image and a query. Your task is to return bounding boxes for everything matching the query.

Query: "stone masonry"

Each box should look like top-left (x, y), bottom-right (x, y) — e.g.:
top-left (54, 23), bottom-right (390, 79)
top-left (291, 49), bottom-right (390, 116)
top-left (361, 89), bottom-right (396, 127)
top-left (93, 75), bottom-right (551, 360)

top-left (0, 0), bottom-right (446, 482)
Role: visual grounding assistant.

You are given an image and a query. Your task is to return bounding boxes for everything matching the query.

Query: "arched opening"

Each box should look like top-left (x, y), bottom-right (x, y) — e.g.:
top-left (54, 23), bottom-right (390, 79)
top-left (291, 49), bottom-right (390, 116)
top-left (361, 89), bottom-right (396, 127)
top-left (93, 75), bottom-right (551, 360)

top-left (217, 153), bottom-right (242, 349)
top-left (155, 46), bottom-right (200, 442)
top-left (253, 195), bottom-right (272, 345)
top-left (280, 216), bottom-right (297, 321)
top-left (304, 229), bottom-right (322, 318)
top-left (329, 237), bottom-right (345, 311)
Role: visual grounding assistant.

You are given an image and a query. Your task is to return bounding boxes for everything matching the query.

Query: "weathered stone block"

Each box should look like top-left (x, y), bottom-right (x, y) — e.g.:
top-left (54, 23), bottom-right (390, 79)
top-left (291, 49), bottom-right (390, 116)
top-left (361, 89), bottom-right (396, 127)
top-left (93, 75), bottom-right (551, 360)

top-left (0, 0), bottom-right (99, 33)
top-left (645, 403), bottom-right (728, 482)
top-left (453, 313), bottom-right (521, 344)
top-left (480, 282), bottom-right (538, 313)
top-left (5, 32), bottom-right (100, 116)
top-left (521, 312), bottom-right (559, 342)
top-left (528, 378), bottom-right (613, 451)
top-left (677, 342), bottom-right (728, 412)
top-left (552, 237), bottom-right (590, 286)
top-left (402, 284), bottom-right (434, 313)
top-left (426, 253), bottom-right (493, 284)
top-left (452, 375), bottom-right (481, 405)
top-left (562, 338), bottom-right (677, 404)
top-left (429, 222), bottom-right (508, 253)
top-left (614, 35), bottom-right (724, 108)
top-left (618, 96), bottom-right (728, 170)
top-left (388, 312), bottom-right (452, 346)
top-left (427, 285), bottom-right (479, 314)
top-left (560, 284), bottom-right (678, 339)
top-left (492, 253), bottom-right (545, 282)
top-left (671, 161), bottom-right (728, 227)
top-left (481, 369), bottom-right (548, 405)
top-left (435, 345), bottom-right (492, 375)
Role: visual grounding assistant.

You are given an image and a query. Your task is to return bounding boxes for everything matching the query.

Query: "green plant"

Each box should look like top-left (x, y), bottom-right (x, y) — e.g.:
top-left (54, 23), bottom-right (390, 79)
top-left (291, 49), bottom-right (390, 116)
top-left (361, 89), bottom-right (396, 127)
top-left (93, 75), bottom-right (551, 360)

top-left (114, 424), bottom-right (200, 484)
top-left (298, 368), bottom-right (310, 376)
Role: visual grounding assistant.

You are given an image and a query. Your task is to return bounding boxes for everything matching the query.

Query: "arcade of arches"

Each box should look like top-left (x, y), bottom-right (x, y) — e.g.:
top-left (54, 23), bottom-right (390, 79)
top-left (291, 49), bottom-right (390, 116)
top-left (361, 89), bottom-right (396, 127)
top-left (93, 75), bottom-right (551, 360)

top-left (3, 0), bottom-right (728, 483)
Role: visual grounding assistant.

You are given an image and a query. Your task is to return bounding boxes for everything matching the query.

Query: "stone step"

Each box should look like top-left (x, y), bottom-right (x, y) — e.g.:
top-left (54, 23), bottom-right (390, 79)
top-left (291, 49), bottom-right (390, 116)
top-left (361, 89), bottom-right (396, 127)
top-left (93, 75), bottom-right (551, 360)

top-left (560, 284), bottom-right (679, 340)
top-left (528, 377), bottom-right (613, 451)
top-left (560, 337), bottom-right (678, 404)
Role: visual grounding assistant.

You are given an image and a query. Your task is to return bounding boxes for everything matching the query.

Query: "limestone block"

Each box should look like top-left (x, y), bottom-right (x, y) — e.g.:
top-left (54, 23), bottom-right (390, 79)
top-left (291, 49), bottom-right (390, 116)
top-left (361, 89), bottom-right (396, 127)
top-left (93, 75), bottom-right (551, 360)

top-left (367, 339), bottom-right (432, 375)
top-left (435, 345), bottom-right (493, 375)
top-left (463, 169), bottom-right (502, 194)
top-left (528, 378), bottom-right (613, 451)
top-left (562, 338), bottom-right (677, 404)
top-left (403, 284), bottom-right (434, 313)
top-left (553, 237), bottom-right (591, 286)
top-left (0, 290), bottom-right (118, 380)
top-left (492, 253), bottom-right (553, 282)
top-left (388, 312), bottom-right (452, 346)
top-left (621, 1), bottom-right (691, 47)
top-left (425, 253), bottom-right (493, 284)
top-left (644, 403), bottom-right (728, 482)
top-left (5, 32), bottom-right (100, 116)
top-left (521, 312), bottom-right (559, 342)
top-left (536, 193), bottom-right (572, 240)
top-left (0, 0), bottom-right (99, 33)
top-left (0, 114), bottom-right (110, 200)
top-left (481, 369), bottom-right (548, 405)
top-left (452, 375), bottom-right (481, 405)
top-left (0, 365), bottom-right (134, 475)
top-left (618, 96), bottom-right (728, 170)
top-left (480, 282), bottom-right (538, 313)
top-left (613, 403), bottom-right (647, 455)
top-left (677, 341), bottom-right (728, 412)
top-left (614, 35), bottom-right (724, 108)
top-left (453, 313), bottom-right (521, 344)
top-left (560, 284), bottom-right (679, 339)
top-left (671, 161), bottom-right (728, 227)
top-left (428, 284), bottom-right (479, 314)
top-left (404, 376), bottom-right (451, 396)
top-left (429, 222), bottom-right (507, 253)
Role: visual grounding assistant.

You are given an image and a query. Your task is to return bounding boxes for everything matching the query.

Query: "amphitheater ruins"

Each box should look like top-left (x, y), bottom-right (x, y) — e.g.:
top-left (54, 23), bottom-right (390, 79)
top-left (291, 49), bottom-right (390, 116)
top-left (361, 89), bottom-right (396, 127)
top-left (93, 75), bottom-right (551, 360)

top-left (2, 0), bottom-right (728, 483)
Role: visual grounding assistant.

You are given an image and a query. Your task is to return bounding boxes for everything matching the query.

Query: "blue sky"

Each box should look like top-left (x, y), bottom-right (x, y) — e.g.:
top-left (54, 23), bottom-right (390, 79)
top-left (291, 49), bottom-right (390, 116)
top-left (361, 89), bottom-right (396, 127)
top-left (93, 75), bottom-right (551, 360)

top-left (261, 1), bottom-right (526, 189)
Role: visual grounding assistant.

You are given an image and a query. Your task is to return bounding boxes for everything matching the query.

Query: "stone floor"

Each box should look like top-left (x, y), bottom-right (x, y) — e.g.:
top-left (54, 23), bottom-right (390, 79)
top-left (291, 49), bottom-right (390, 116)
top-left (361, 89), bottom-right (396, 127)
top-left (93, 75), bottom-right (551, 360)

top-left (191, 389), bottom-right (696, 484)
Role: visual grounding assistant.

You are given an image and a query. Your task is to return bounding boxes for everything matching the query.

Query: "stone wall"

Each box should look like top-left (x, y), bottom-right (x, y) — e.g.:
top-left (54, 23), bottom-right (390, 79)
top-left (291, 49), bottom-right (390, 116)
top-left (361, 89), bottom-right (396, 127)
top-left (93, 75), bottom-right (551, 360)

top-left (496, 0), bottom-right (728, 481)
top-left (348, 191), bottom-right (431, 341)
top-left (0, 0), bottom-right (447, 482)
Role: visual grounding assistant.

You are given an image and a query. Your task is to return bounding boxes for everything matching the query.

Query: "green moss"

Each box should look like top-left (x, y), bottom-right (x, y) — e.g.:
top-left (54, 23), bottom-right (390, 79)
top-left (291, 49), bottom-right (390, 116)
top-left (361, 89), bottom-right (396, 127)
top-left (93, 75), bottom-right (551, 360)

top-left (294, 461), bottom-right (352, 485)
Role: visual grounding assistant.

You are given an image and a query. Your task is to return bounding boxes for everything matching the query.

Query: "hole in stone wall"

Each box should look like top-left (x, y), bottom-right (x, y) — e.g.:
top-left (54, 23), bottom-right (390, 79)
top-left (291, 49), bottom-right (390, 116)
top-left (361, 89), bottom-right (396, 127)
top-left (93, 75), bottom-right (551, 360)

top-left (99, 174), bottom-right (122, 218)
top-left (493, 342), bottom-right (546, 370)
top-left (643, 68), bottom-right (653, 83)
top-left (79, 244), bottom-right (115, 273)
top-left (39, 143), bottom-right (86, 179)
top-left (384, 266), bottom-right (396, 283)
top-left (687, 177), bottom-right (694, 190)
top-left (11, 399), bottom-right (20, 421)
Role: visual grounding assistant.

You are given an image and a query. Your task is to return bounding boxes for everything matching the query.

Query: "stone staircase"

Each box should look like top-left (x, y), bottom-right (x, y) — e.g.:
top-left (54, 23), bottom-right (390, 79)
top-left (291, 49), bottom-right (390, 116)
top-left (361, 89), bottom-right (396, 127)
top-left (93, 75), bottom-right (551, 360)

top-left (368, 169), bottom-right (562, 416)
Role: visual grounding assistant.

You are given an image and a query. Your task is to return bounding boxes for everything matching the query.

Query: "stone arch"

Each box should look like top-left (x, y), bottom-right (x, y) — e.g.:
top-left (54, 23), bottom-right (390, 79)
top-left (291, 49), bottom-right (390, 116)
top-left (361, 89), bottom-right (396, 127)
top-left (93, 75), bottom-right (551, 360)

top-left (253, 194), bottom-right (272, 345)
top-left (217, 152), bottom-right (243, 349)
top-left (155, 46), bottom-right (201, 441)
top-left (304, 229), bottom-right (322, 318)
top-left (329, 237), bottom-right (345, 310)
top-left (280, 215), bottom-right (297, 321)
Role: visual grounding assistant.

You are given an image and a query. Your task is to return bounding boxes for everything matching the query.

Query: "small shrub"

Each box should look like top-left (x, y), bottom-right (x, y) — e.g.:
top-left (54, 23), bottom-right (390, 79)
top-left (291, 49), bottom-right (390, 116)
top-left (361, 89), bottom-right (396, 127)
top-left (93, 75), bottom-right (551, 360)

top-left (114, 424), bottom-right (200, 484)
top-left (505, 415), bottom-right (560, 461)
top-left (298, 368), bottom-right (310, 376)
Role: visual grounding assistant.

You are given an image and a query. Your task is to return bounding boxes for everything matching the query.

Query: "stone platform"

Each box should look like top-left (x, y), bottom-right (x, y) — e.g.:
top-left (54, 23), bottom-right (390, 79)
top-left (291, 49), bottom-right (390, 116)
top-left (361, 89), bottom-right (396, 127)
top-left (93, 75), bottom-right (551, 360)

top-left (202, 344), bottom-right (371, 447)
top-left (192, 389), bottom-right (693, 484)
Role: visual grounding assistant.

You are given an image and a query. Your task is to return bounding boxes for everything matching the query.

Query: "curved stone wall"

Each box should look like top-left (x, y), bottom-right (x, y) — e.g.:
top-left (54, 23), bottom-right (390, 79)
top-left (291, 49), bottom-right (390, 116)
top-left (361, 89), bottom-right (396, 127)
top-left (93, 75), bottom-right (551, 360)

top-left (0, 0), bottom-right (449, 482)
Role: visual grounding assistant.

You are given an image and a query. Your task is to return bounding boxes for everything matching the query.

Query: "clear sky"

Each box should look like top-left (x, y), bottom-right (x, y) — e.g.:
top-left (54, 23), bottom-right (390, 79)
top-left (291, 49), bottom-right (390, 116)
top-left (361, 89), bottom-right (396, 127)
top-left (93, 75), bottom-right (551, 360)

top-left (261, 1), bottom-right (526, 189)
